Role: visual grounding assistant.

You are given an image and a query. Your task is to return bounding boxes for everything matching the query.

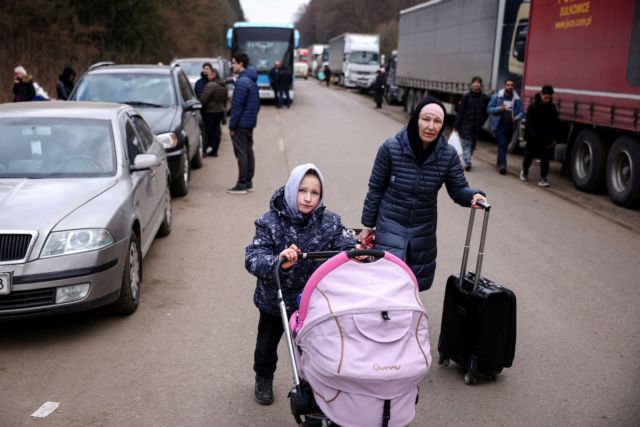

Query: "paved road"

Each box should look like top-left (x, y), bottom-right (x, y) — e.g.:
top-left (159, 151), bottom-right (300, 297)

top-left (1, 80), bottom-right (639, 426)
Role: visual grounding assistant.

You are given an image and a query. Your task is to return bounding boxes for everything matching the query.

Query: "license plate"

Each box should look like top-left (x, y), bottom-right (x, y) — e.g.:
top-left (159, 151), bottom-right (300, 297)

top-left (0, 272), bottom-right (11, 295)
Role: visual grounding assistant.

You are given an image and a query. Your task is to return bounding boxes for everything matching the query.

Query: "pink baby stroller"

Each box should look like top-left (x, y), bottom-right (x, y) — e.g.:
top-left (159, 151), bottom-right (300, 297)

top-left (274, 249), bottom-right (431, 427)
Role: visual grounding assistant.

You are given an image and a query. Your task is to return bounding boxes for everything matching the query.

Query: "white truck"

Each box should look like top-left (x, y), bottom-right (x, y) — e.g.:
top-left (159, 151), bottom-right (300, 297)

top-left (328, 33), bottom-right (380, 89)
top-left (308, 44), bottom-right (328, 77)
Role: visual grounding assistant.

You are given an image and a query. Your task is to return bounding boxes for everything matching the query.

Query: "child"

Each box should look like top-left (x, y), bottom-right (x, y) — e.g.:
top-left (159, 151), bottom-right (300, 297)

top-left (245, 163), bottom-right (356, 405)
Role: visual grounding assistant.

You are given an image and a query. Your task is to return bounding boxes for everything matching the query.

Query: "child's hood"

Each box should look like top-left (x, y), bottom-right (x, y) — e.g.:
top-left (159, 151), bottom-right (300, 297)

top-left (284, 163), bottom-right (325, 215)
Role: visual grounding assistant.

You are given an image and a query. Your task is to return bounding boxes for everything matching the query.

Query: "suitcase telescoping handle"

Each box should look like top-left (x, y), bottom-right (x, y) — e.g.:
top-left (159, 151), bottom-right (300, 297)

top-left (459, 200), bottom-right (491, 291)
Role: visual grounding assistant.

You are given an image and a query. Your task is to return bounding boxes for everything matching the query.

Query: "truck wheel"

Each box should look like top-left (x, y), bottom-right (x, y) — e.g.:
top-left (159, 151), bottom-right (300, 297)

top-left (606, 136), bottom-right (640, 208)
top-left (570, 129), bottom-right (607, 192)
top-left (405, 89), bottom-right (415, 113)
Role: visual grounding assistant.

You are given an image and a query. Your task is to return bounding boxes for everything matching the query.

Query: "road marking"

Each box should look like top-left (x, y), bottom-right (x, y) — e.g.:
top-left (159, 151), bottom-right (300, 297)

top-left (31, 402), bottom-right (60, 418)
top-left (279, 137), bottom-right (285, 152)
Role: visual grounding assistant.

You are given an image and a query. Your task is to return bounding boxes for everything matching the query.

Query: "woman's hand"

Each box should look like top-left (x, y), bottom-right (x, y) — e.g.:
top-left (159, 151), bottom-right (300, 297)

top-left (357, 229), bottom-right (375, 249)
top-left (471, 193), bottom-right (487, 209)
top-left (279, 244), bottom-right (299, 270)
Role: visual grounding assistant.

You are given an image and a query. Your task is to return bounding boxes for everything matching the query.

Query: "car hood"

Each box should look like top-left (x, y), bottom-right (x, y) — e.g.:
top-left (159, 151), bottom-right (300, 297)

top-left (137, 107), bottom-right (179, 134)
top-left (0, 178), bottom-right (117, 231)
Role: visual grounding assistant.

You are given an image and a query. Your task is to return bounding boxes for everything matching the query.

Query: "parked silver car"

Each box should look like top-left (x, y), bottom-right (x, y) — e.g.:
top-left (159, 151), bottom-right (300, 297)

top-left (0, 102), bottom-right (172, 319)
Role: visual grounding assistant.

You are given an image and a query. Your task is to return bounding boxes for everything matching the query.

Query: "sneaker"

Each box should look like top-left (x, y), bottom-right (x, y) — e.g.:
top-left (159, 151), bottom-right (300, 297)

top-left (499, 166), bottom-right (507, 175)
top-left (255, 376), bottom-right (274, 405)
top-left (464, 164), bottom-right (472, 172)
top-left (538, 177), bottom-right (550, 187)
top-left (520, 170), bottom-right (528, 181)
top-left (246, 181), bottom-right (254, 192)
top-left (226, 184), bottom-right (248, 195)
top-left (205, 147), bottom-right (213, 155)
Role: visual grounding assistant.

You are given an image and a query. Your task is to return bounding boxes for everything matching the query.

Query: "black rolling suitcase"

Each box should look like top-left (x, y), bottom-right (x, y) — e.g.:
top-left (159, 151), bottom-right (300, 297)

top-left (437, 201), bottom-right (516, 385)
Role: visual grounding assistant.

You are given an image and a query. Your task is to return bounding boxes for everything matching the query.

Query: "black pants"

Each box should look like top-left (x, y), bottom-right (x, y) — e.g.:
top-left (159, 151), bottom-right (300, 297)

top-left (231, 128), bottom-right (255, 186)
top-left (254, 310), bottom-right (284, 377)
top-left (523, 144), bottom-right (552, 178)
top-left (374, 89), bottom-right (383, 108)
top-left (203, 112), bottom-right (223, 155)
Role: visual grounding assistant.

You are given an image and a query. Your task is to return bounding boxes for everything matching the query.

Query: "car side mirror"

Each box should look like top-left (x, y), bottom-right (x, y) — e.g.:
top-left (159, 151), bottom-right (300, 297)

top-left (131, 153), bottom-right (161, 171)
top-left (184, 99), bottom-right (201, 111)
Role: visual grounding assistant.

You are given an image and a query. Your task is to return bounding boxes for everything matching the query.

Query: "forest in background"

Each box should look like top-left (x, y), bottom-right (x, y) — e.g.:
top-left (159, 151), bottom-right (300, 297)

top-left (0, 0), bottom-right (244, 102)
top-left (294, 0), bottom-right (425, 57)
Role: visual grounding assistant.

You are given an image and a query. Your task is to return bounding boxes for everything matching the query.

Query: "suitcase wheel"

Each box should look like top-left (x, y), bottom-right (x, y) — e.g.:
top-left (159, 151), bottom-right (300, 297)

top-left (438, 354), bottom-right (450, 367)
top-left (464, 372), bottom-right (477, 385)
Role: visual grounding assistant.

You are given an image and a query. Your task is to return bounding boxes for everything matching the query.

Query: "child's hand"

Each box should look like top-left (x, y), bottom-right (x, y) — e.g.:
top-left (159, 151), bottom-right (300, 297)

top-left (280, 244), bottom-right (299, 270)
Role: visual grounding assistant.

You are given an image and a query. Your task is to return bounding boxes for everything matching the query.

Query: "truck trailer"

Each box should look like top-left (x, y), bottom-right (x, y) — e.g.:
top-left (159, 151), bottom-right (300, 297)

top-left (395, 0), bottom-right (525, 114)
top-left (328, 33), bottom-right (380, 89)
top-left (522, 0), bottom-right (640, 207)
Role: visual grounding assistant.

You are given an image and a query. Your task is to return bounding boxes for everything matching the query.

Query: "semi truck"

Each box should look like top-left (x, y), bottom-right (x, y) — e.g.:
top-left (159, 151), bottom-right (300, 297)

top-left (522, 0), bottom-right (640, 208)
top-left (395, 0), bottom-right (525, 114)
top-left (328, 33), bottom-right (380, 89)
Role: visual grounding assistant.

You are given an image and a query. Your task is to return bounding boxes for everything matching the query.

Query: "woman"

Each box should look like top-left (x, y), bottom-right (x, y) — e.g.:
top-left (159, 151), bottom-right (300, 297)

top-left (360, 97), bottom-right (487, 291)
top-left (199, 68), bottom-right (228, 157)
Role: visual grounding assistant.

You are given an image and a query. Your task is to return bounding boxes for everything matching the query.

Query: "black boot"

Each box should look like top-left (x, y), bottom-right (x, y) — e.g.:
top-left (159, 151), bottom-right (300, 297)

top-left (255, 375), bottom-right (274, 405)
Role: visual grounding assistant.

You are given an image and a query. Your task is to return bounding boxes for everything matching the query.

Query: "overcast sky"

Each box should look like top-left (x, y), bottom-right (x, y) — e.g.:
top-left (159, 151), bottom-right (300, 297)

top-left (239, 0), bottom-right (308, 23)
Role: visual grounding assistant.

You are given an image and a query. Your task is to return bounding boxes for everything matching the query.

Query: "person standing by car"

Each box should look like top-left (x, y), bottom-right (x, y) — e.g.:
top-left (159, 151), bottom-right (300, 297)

top-left (359, 97), bottom-right (487, 292)
top-left (56, 66), bottom-right (76, 100)
top-left (12, 65), bottom-right (35, 102)
top-left (453, 76), bottom-right (489, 171)
top-left (245, 163), bottom-right (356, 405)
top-left (520, 85), bottom-right (559, 187)
top-left (199, 68), bottom-right (228, 157)
top-left (227, 53), bottom-right (260, 195)
top-left (195, 62), bottom-right (213, 98)
top-left (487, 78), bottom-right (524, 175)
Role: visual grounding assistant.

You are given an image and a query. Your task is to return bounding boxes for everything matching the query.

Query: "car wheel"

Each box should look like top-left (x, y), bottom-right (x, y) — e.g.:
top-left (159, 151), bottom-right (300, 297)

top-left (157, 186), bottom-right (172, 237)
top-left (170, 149), bottom-right (190, 197)
top-left (606, 136), bottom-right (640, 208)
top-left (109, 233), bottom-right (141, 315)
top-left (191, 135), bottom-right (203, 170)
top-left (571, 129), bottom-right (607, 192)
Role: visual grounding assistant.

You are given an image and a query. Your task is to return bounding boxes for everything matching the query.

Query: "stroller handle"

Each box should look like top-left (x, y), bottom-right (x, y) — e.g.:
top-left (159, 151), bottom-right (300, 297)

top-left (273, 250), bottom-right (386, 288)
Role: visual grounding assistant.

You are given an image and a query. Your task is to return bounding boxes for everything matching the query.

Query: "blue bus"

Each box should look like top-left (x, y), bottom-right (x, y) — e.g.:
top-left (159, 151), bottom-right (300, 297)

top-left (226, 22), bottom-right (300, 100)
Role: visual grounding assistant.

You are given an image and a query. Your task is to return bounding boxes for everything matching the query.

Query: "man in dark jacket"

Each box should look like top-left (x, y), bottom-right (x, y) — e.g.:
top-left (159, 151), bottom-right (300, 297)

top-left (453, 76), bottom-right (489, 171)
top-left (373, 67), bottom-right (386, 108)
top-left (12, 65), bottom-right (35, 102)
top-left (56, 66), bottom-right (76, 100)
top-left (199, 68), bottom-right (228, 157)
top-left (520, 85), bottom-right (559, 187)
top-left (228, 52), bottom-right (260, 194)
top-left (277, 66), bottom-right (292, 108)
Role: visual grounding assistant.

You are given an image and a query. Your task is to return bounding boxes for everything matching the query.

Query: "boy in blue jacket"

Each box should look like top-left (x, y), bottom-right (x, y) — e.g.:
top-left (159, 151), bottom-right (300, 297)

top-left (245, 164), bottom-right (356, 405)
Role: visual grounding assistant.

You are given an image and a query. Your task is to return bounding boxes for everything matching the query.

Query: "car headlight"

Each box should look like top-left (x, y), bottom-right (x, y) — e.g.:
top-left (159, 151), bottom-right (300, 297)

top-left (41, 229), bottom-right (114, 258)
top-left (157, 132), bottom-right (178, 149)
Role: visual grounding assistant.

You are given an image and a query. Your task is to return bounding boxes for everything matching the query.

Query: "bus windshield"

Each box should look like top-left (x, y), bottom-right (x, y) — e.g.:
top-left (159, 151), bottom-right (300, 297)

top-left (234, 28), bottom-right (294, 72)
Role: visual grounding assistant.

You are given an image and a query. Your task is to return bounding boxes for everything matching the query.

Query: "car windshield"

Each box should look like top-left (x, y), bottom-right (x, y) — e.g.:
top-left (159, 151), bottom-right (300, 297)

top-left (73, 73), bottom-right (176, 107)
top-left (349, 51), bottom-right (379, 65)
top-left (0, 118), bottom-right (116, 178)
